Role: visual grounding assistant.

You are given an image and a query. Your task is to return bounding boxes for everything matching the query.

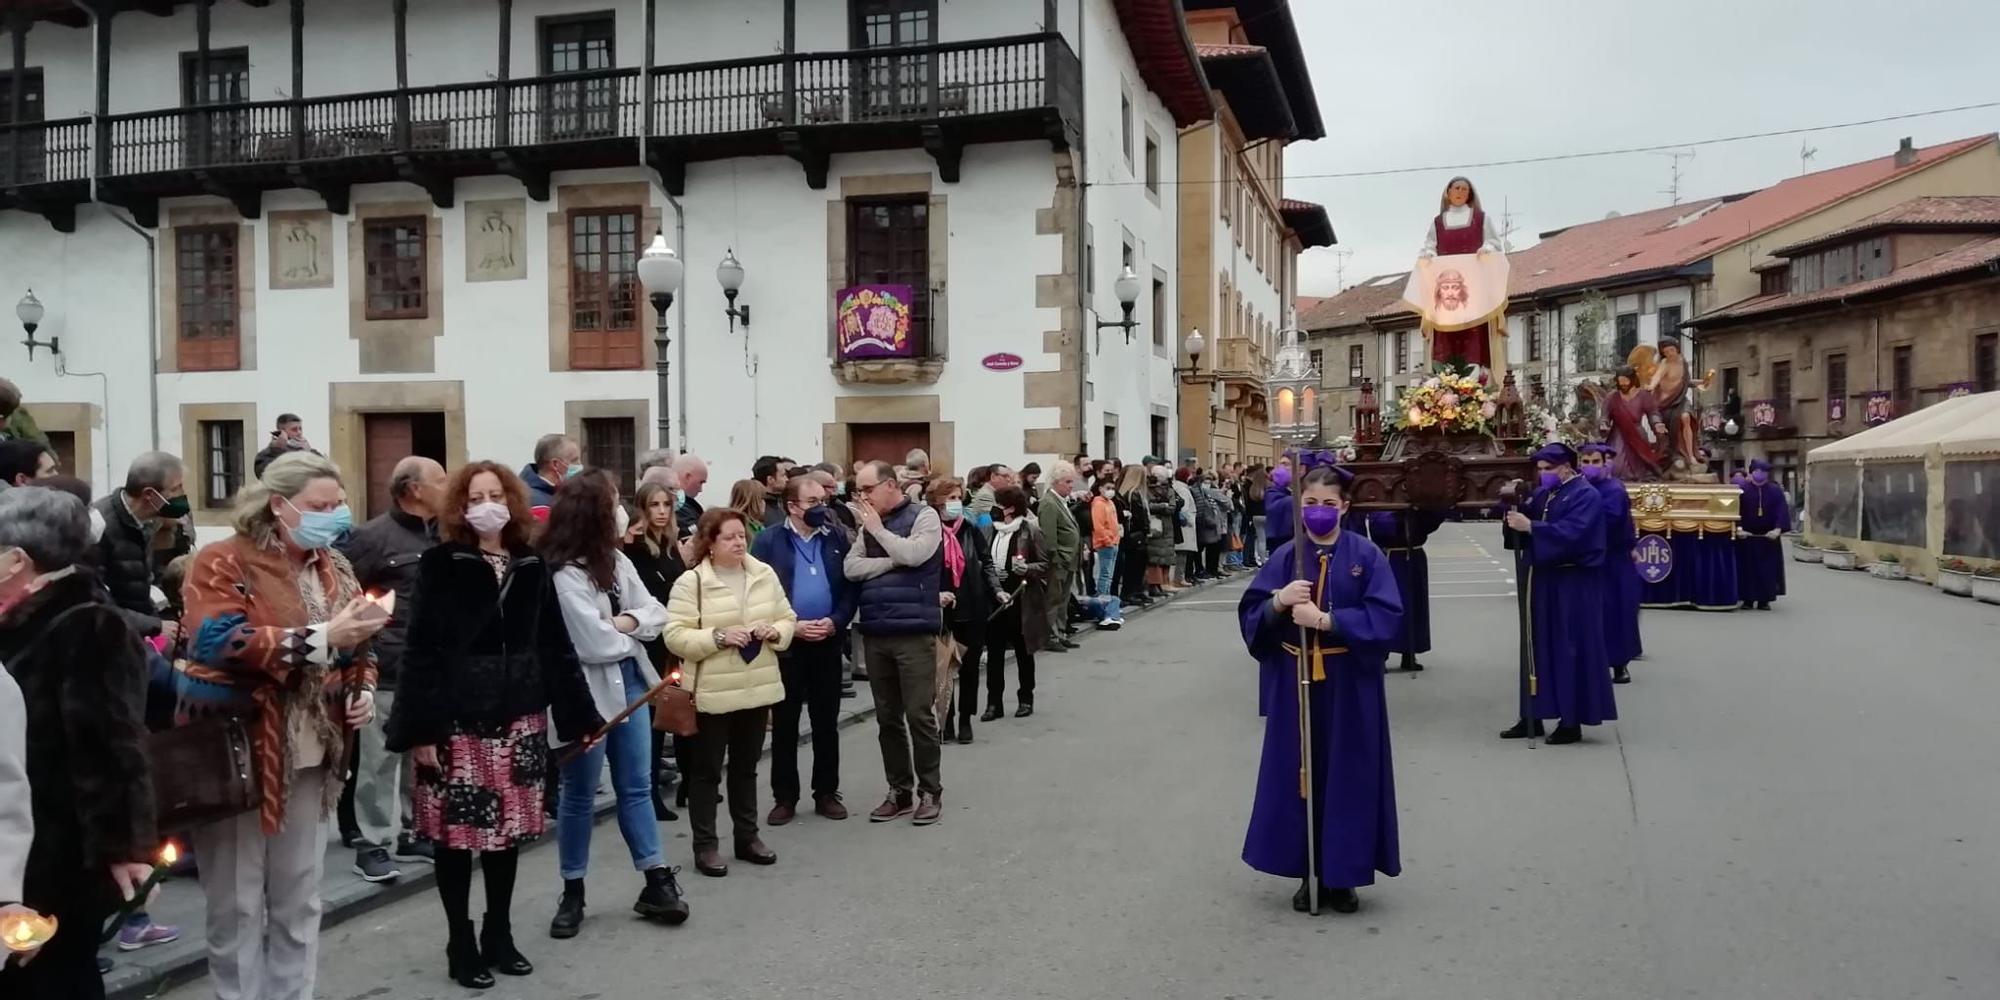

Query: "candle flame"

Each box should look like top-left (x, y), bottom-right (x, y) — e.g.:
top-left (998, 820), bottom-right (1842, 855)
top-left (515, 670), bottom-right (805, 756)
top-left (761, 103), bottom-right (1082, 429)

top-left (7, 922), bottom-right (29, 943)
top-left (668, 669), bottom-right (682, 684)
top-left (160, 842), bottom-right (180, 865)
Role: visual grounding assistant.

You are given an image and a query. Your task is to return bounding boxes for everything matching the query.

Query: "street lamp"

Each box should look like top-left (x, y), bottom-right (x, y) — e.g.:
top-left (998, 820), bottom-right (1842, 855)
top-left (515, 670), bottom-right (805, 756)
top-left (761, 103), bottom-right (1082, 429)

top-left (636, 234), bottom-right (685, 452)
top-left (1094, 265), bottom-right (1143, 342)
top-left (16, 290), bottom-right (55, 362)
top-left (1176, 327), bottom-right (1205, 377)
top-left (716, 250), bottom-right (750, 333)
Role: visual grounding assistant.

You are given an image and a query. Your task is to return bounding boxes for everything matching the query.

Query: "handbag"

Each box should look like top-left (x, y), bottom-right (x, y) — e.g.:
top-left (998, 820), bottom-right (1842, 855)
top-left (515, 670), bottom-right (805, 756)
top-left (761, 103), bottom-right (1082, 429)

top-left (650, 681), bottom-right (698, 736)
top-left (148, 717), bottom-right (260, 829)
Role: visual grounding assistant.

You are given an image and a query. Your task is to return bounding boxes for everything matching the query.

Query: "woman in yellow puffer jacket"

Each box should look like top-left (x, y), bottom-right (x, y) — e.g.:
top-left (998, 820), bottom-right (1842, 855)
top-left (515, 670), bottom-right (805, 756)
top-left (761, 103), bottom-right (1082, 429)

top-left (663, 508), bottom-right (796, 878)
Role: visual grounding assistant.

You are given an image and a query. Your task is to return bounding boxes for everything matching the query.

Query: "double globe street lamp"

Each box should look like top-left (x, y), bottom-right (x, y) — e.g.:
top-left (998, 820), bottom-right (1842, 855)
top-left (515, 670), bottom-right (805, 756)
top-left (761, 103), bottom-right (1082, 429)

top-left (637, 237), bottom-right (764, 452)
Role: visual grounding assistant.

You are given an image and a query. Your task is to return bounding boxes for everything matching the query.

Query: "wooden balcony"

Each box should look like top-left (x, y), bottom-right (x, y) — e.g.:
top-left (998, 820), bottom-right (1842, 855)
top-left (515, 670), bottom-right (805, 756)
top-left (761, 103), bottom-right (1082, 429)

top-left (0, 32), bottom-right (1082, 230)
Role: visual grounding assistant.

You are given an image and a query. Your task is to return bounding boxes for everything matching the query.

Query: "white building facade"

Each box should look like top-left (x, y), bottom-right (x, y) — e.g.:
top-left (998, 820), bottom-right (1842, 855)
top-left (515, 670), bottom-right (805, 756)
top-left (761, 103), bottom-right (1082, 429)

top-left (0, 0), bottom-right (1207, 523)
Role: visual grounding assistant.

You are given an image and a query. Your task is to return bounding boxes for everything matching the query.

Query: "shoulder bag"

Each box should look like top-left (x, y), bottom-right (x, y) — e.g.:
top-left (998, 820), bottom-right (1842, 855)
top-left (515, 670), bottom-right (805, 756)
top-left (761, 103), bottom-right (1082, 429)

top-left (650, 569), bottom-right (699, 736)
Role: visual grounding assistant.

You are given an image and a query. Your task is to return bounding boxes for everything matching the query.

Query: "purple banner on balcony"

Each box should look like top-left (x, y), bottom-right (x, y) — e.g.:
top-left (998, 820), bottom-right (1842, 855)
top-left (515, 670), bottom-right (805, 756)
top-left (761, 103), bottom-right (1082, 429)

top-left (835, 284), bottom-right (915, 361)
top-left (1827, 395), bottom-right (1846, 423)
top-left (1749, 399), bottom-right (1777, 428)
top-left (1701, 407), bottom-right (1724, 432)
top-left (1945, 382), bottom-right (1979, 399)
top-left (1863, 391), bottom-right (1894, 425)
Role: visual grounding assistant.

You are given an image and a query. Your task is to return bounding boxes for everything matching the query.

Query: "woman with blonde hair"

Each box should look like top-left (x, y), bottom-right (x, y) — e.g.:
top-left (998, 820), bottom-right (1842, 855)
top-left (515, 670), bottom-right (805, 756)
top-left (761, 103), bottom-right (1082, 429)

top-left (181, 452), bottom-right (387, 1000)
top-left (622, 479), bottom-right (688, 820)
top-left (663, 509), bottom-right (796, 877)
top-left (727, 479), bottom-right (767, 538)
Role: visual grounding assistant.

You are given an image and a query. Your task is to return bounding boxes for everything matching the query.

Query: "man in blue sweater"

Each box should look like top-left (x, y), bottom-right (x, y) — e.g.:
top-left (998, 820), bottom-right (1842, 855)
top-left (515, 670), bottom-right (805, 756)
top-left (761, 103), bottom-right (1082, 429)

top-left (752, 476), bottom-right (857, 824)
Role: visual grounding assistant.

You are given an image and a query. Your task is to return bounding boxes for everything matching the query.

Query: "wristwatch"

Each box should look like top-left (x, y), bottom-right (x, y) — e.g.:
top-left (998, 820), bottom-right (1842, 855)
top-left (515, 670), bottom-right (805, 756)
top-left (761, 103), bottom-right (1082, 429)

top-left (711, 627), bottom-right (727, 648)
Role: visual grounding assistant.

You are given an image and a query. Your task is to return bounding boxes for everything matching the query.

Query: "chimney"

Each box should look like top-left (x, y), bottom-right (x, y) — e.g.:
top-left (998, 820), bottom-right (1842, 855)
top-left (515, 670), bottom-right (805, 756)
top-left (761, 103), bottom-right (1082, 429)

top-left (1893, 137), bottom-right (1917, 168)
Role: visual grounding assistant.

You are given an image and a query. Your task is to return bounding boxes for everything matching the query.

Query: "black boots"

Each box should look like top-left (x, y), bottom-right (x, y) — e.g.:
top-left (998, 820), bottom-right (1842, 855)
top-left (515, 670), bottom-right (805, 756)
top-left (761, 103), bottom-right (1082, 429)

top-left (548, 878), bottom-right (586, 939)
top-left (1499, 719), bottom-right (1546, 739)
top-left (634, 866), bottom-right (691, 925)
top-left (957, 717), bottom-right (974, 744)
top-left (1546, 724), bottom-right (1583, 745)
top-left (480, 916), bottom-right (533, 976)
top-left (1291, 882), bottom-right (1361, 914)
top-left (1014, 702), bottom-right (1034, 718)
top-left (447, 919), bottom-right (496, 989)
top-left (980, 704), bottom-right (1002, 722)
top-left (1398, 655), bottom-right (1424, 672)
top-left (1612, 664), bottom-right (1632, 685)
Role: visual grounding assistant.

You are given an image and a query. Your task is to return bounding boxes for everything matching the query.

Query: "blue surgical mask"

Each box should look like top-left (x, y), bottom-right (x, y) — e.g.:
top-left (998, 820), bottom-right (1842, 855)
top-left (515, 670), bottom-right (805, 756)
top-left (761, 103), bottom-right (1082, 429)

top-left (283, 499), bottom-right (352, 550)
top-left (804, 505), bottom-right (832, 530)
top-left (563, 464), bottom-right (582, 480)
top-left (1538, 471), bottom-right (1561, 489)
top-left (1580, 464), bottom-right (1605, 481)
top-left (943, 500), bottom-right (965, 521)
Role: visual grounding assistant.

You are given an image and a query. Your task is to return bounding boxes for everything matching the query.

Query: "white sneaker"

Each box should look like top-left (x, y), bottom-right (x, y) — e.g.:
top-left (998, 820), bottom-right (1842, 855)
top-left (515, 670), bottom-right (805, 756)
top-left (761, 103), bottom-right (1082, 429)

top-left (1098, 617), bottom-right (1123, 630)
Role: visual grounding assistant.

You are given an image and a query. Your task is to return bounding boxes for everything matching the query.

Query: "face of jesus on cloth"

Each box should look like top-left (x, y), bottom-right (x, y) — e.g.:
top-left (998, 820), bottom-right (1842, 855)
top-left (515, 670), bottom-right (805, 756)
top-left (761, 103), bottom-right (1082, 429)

top-left (1434, 270), bottom-right (1468, 311)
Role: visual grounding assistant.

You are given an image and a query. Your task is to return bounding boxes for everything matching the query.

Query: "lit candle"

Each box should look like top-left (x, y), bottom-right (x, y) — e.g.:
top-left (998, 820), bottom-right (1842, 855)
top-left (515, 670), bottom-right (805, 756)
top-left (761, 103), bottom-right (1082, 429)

top-left (1, 910), bottom-right (57, 953)
top-left (99, 842), bottom-right (179, 943)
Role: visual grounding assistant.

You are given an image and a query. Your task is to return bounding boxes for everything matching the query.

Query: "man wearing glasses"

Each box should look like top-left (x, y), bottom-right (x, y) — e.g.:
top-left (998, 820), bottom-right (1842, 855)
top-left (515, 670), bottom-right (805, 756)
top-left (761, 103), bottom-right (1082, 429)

top-left (843, 460), bottom-right (947, 826)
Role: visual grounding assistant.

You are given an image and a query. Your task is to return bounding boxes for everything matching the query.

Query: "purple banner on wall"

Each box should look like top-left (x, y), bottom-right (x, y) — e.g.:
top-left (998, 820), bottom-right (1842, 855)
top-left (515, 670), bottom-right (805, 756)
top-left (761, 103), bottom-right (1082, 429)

top-left (1749, 399), bottom-right (1777, 428)
top-left (1944, 382), bottom-right (1979, 399)
top-left (835, 284), bottom-right (916, 360)
top-left (1863, 391), bottom-right (1894, 425)
top-left (1827, 395), bottom-right (1846, 423)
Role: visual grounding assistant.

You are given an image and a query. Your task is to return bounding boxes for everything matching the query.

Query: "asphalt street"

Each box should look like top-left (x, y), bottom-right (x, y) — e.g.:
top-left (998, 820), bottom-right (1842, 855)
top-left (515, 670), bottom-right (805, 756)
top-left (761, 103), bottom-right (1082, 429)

top-left (159, 525), bottom-right (2000, 1000)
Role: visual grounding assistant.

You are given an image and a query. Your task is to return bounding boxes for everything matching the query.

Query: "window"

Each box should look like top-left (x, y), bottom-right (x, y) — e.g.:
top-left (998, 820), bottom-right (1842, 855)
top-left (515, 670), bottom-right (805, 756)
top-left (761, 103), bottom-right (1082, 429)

top-left (1789, 255), bottom-right (1822, 295)
top-left (1761, 266), bottom-right (1790, 296)
top-left (177, 224), bottom-right (240, 371)
top-left (1144, 135), bottom-right (1159, 194)
top-left (1120, 92), bottom-right (1134, 170)
top-left (1347, 344), bottom-right (1365, 386)
top-left (1614, 313), bottom-right (1639, 357)
top-left (1149, 414), bottom-right (1167, 461)
top-left (1657, 305), bottom-right (1683, 343)
top-left (1892, 344), bottom-right (1914, 412)
top-left (1309, 349), bottom-right (1323, 374)
top-left (1827, 352), bottom-right (1848, 418)
top-left (1771, 360), bottom-right (1792, 426)
top-left (1858, 237), bottom-right (1891, 281)
top-left (567, 208), bottom-right (642, 369)
top-left (1528, 373), bottom-right (1546, 403)
top-left (583, 416), bottom-right (638, 499)
top-left (1722, 367), bottom-right (1741, 417)
top-left (1526, 314), bottom-right (1542, 362)
top-left (199, 419), bottom-right (245, 508)
top-left (1978, 333), bottom-right (1998, 393)
top-left (848, 197), bottom-right (931, 355)
top-left (363, 216), bottom-right (427, 320)
top-left (1394, 331), bottom-right (1410, 372)
top-left (1219, 154), bottom-right (1233, 223)
top-left (853, 0), bottom-right (934, 116)
top-left (1151, 277), bottom-right (1166, 348)
top-left (0, 68), bottom-right (46, 185)
top-left (1083, 230), bottom-right (1094, 295)
top-left (180, 48), bottom-right (250, 164)
top-left (540, 14), bottom-right (616, 140)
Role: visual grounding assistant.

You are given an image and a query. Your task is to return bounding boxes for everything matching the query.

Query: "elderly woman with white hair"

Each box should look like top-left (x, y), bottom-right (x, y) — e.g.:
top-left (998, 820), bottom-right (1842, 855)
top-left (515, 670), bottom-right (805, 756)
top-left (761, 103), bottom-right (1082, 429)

top-left (0, 487), bottom-right (158, 999)
top-left (181, 452), bottom-right (388, 1000)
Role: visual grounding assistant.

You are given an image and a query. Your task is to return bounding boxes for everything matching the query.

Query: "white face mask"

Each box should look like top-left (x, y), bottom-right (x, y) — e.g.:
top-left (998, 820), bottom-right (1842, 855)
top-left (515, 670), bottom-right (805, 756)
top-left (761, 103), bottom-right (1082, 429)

top-left (464, 501), bottom-right (511, 536)
top-left (613, 504), bottom-right (631, 540)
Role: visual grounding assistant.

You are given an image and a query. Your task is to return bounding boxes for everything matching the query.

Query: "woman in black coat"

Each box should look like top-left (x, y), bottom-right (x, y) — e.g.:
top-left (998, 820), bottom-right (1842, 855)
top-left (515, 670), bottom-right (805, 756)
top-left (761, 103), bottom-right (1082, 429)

top-left (1113, 465), bottom-right (1153, 607)
top-left (0, 487), bottom-right (156, 1000)
top-left (927, 478), bottom-right (992, 743)
top-left (387, 462), bottom-right (601, 990)
top-left (983, 486), bottom-right (1049, 721)
top-left (622, 480), bottom-right (689, 819)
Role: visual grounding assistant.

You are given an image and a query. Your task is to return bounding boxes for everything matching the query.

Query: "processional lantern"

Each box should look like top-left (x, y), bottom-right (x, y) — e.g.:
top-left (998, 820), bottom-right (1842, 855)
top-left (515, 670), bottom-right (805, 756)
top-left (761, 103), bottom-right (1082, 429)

top-left (1267, 328), bottom-right (1321, 445)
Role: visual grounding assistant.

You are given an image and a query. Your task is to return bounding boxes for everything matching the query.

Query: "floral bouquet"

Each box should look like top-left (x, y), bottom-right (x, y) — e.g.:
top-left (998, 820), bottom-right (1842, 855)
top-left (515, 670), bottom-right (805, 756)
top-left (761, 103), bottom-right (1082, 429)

top-left (1391, 365), bottom-right (1496, 435)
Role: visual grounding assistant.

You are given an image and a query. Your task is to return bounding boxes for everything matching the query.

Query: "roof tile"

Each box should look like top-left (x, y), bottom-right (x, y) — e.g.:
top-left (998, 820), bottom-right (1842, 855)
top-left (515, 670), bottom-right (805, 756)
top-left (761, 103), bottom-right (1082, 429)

top-left (1300, 273), bottom-right (1412, 331)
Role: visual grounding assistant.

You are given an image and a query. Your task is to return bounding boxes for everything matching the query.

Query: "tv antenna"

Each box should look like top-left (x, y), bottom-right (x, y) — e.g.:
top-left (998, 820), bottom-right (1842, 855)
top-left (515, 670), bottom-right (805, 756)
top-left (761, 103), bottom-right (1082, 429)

top-left (1799, 140), bottom-right (1818, 174)
top-left (1657, 149), bottom-right (1695, 205)
top-left (1331, 249), bottom-right (1354, 291)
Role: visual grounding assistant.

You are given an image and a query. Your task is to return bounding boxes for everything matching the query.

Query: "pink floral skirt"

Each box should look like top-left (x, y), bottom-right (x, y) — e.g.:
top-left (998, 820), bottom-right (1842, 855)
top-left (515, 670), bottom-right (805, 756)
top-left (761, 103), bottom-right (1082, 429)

top-left (412, 713), bottom-right (548, 852)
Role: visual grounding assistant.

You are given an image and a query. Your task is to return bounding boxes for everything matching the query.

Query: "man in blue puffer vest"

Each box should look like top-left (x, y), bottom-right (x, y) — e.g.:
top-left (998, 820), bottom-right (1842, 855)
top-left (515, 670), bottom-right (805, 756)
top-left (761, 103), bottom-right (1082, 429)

top-left (843, 459), bottom-right (946, 827)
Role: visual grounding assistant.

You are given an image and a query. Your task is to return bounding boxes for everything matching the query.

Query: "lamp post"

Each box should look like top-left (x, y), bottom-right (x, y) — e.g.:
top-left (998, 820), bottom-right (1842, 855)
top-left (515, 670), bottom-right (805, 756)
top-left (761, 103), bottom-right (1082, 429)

top-left (636, 235), bottom-right (685, 453)
top-left (16, 290), bottom-right (55, 362)
top-left (1094, 265), bottom-right (1143, 342)
top-left (1175, 327), bottom-right (1205, 377)
top-left (717, 250), bottom-right (749, 333)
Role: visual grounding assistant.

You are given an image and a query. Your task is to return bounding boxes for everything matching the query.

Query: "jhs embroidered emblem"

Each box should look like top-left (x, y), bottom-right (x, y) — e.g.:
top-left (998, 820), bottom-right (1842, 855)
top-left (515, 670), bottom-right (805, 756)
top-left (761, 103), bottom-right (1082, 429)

top-left (1350, 564), bottom-right (1363, 577)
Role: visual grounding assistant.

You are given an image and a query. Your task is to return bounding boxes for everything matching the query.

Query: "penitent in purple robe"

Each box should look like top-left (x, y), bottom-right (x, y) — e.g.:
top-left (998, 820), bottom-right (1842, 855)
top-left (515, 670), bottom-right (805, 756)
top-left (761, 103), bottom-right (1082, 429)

top-left (1590, 476), bottom-right (1643, 667)
top-left (1507, 476), bottom-right (1617, 726)
top-left (1361, 511), bottom-right (1445, 656)
top-left (1736, 480), bottom-right (1791, 603)
top-left (1238, 531), bottom-right (1403, 889)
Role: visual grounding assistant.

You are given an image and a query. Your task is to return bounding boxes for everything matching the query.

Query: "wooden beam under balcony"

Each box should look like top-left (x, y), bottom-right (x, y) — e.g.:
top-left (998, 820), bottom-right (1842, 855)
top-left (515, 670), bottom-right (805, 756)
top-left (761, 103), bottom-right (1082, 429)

top-left (777, 129), bottom-right (828, 190)
top-left (490, 151), bottom-right (548, 202)
top-left (393, 155), bottom-right (453, 209)
top-left (193, 168), bottom-right (260, 219)
top-left (920, 123), bottom-right (962, 183)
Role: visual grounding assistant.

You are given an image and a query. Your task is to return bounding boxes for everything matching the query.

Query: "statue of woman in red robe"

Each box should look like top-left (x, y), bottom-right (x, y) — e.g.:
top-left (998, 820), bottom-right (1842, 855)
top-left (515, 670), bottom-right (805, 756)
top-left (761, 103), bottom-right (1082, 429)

top-left (1417, 176), bottom-right (1506, 371)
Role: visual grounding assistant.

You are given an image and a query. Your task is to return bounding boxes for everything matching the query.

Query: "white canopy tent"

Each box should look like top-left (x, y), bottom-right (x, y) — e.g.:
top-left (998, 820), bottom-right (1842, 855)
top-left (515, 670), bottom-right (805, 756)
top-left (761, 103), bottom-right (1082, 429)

top-left (1805, 391), bottom-right (2000, 577)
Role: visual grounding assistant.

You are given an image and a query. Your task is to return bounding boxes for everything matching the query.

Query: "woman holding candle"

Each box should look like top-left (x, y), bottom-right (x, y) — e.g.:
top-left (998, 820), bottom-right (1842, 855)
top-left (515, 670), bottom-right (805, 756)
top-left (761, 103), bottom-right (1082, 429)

top-left (542, 471), bottom-right (688, 939)
top-left (386, 462), bottom-right (602, 988)
top-left (0, 487), bottom-right (158, 998)
top-left (181, 452), bottom-right (388, 1000)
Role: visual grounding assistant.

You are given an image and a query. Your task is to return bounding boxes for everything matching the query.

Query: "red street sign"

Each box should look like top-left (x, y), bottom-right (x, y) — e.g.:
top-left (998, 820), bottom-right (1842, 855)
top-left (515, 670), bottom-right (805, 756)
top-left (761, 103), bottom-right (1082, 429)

top-left (981, 353), bottom-right (1023, 371)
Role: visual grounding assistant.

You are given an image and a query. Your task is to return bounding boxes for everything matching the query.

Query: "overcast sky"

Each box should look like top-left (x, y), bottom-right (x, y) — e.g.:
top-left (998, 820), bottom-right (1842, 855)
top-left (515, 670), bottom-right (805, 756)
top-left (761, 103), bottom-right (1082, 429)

top-left (1284, 0), bottom-right (2000, 300)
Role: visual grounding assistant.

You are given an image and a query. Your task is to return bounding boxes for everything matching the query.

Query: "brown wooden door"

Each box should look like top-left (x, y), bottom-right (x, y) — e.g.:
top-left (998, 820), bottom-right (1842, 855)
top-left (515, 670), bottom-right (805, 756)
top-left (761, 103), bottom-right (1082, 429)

top-left (849, 422), bottom-right (929, 467)
top-left (361, 412), bottom-right (447, 518)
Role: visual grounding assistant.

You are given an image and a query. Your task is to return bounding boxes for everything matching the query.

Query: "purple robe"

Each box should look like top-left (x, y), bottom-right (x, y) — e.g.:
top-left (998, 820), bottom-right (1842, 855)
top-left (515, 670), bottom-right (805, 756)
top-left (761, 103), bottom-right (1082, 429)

top-left (1263, 485), bottom-right (1294, 553)
top-left (1736, 480), bottom-right (1791, 603)
top-left (1640, 531), bottom-right (1741, 610)
top-left (1238, 532), bottom-right (1403, 888)
top-left (1507, 476), bottom-right (1617, 726)
top-left (1590, 477), bottom-right (1643, 667)
top-left (1361, 511), bottom-right (1445, 656)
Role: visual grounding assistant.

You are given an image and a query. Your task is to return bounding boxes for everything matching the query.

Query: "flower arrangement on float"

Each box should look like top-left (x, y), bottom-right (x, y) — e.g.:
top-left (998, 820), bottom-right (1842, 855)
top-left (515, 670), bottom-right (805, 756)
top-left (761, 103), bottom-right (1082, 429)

top-left (1391, 365), bottom-right (1498, 436)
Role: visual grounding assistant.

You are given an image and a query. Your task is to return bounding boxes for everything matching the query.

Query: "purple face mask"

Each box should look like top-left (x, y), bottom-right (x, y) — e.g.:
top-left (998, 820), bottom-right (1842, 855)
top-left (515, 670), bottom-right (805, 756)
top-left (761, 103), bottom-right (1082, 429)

top-left (1580, 464), bottom-right (1605, 481)
top-left (1300, 504), bottom-right (1343, 537)
top-left (1750, 470), bottom-right (1769, 484)
top-left (1538, 470), bottom-right (1561, 489)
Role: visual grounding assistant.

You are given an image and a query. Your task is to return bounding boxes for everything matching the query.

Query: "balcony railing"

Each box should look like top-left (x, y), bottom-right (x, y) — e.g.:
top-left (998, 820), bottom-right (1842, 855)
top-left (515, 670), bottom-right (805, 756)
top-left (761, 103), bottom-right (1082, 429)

top-left (1215, 336), bottom-right (1269, 379)
top-left (0, 33), bottom-right (1075, 187)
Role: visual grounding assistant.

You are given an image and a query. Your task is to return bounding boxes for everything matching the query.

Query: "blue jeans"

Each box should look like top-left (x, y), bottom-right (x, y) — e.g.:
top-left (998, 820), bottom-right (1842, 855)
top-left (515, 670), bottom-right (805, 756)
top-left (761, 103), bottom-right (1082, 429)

top-left (557, 658), bottom-right (664, 881)
top-left (1079, 594), bottom-right (1123, 622)
top-left (1093, 546), bottom-right (1119, 597)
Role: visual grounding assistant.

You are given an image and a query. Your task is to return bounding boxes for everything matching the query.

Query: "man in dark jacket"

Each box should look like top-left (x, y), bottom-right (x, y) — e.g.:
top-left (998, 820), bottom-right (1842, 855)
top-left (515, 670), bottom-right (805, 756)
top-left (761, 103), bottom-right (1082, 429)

top-left (89, 451), bottom-right (194, 643)
top-left (337, 456), bottom-right (445, 881)
top-left (752, 455), bottom-right (791, 529)
top-left (521, 433), bottom-right (580, 516)
top-left (1036, 461), bottom-right (1081, 653)
top-left (252, 413), bottom-right (322, 478)
top-left (751, 475), bottom-right (857, 825)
